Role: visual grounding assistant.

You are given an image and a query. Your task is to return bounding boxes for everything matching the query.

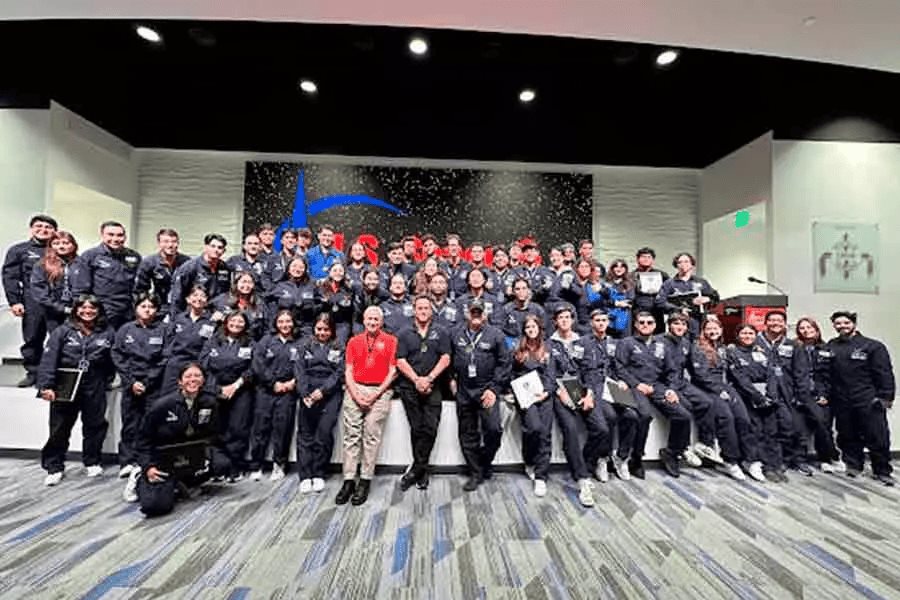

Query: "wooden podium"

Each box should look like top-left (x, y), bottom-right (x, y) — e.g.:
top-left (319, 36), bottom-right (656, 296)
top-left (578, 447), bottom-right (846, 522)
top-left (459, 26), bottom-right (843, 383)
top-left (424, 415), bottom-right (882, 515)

top-left (710, 295), bottom-right (789, 343)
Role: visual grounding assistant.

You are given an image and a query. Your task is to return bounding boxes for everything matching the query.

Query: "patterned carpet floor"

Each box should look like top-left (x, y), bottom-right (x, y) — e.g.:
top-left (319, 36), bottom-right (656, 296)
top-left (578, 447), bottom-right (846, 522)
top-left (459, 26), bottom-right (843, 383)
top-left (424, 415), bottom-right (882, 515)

top-left (0, 458), bottom-right (898, 599)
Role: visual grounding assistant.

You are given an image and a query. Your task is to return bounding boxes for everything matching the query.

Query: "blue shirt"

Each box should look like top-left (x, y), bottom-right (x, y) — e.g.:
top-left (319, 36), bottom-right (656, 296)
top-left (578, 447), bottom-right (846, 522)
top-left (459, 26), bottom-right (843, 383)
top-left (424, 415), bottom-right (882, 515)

top-left (306, 245), bottom-right (345, 280)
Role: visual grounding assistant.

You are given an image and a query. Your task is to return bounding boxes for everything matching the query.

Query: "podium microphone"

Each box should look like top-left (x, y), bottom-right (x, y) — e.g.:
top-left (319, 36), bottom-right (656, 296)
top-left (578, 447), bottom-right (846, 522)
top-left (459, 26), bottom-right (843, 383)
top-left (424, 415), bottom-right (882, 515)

top-left (747, 276), bottom-right (788, 297)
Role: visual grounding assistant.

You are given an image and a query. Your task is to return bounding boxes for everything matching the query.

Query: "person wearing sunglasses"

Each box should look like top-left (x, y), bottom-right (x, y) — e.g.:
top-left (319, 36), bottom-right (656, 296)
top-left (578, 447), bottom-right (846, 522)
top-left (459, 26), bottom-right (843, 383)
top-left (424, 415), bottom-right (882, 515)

top-left (614, 311), bottom-right (690, 478)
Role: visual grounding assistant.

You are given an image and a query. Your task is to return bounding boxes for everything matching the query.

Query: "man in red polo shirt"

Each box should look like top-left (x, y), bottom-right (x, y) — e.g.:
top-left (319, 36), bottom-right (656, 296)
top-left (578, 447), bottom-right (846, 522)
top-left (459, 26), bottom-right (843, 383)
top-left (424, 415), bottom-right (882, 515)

top-left (336, 305), bottom-right (398, 506)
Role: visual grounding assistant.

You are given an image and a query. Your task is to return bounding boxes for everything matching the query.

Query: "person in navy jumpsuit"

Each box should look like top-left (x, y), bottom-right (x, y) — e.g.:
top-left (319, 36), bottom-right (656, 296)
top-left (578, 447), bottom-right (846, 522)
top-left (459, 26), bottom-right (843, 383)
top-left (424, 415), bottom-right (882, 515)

top-left (200, 311), bottom-right (255, 479)
top-left (133, 228), bottom-right (189, 317)
top-left (111, 293), bottom-right (168, 478)
top-left (160, 286), bottom-right (216, 395)
top-left (37, 294), bottom-right (115, 485)
top-left (30, 230), bottom-right (78, 335)
top-left (264, 257), bottom-right (319, 339)
top-left (168, 233), bottom-right (231, 316)
top-left (318, 261), bottom-right (355, 345)
top-left (295, 313), bottom-right (345, 493)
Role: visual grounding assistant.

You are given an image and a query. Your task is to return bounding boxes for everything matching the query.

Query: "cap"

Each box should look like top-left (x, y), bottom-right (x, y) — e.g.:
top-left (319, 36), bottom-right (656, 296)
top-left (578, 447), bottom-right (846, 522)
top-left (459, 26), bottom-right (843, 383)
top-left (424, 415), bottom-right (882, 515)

top-left (554, 303), bottom-right (575, 318)
top-left (468, 298), bottom-right (486, 314)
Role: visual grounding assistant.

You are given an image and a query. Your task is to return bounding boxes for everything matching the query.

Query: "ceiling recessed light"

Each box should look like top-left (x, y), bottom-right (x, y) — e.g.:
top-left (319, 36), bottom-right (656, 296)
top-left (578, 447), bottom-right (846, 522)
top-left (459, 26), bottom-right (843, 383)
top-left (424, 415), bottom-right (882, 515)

top-left (409, 37), bottom-right (428, 56)
top-left (802, 16), bottom-right (817, 27)
top-left (519, 89), bottom-right (536, 103)
top-left (299, 79), bottom-right (318, 94)
top-left (135, 25), bottom-right (161, 43)
top-left (656, 49), bottom-right (679, 66)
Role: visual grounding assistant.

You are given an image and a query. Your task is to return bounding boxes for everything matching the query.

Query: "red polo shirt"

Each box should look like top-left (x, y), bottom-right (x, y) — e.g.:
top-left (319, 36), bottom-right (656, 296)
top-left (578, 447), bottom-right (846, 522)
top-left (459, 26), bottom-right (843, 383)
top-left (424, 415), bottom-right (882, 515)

top-left (346, 331), bottom-right (398, 385)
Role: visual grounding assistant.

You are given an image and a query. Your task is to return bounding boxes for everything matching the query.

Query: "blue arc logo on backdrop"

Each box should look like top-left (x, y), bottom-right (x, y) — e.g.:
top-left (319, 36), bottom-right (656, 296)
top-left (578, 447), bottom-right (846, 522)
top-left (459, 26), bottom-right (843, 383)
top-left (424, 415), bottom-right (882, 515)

top-left (274, 170), bottom-right (407, 249)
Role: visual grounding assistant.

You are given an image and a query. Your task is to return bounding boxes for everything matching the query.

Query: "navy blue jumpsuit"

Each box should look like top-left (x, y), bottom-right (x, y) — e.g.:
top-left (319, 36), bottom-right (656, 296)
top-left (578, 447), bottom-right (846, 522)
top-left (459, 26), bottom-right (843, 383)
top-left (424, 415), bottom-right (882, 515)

top-left (249, 334), bottom-right (300, 471)
top-left (72, 244), bottom-right (142, 329)
top-left (295, 337), bottom-right (345, 480)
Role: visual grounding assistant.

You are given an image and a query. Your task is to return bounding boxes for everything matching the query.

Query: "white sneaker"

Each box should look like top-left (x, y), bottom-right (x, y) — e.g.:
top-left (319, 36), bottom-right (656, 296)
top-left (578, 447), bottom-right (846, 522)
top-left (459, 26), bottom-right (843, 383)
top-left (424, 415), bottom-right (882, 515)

top-left (44, 472), bottom-right (63, 486)
top-left (249, 470), bottom-right (263, 481)
top-left (746, 461), bottom-right (765, 482)
top-left (525, 465), bottom-right (535, 481)
top-left (118, 464), bottom-right (134, 479)
top-left (534, 479), bottom-right (547, 497)
top-left (299, 478), bottom-right (313, 494)
top-left (693, 442), bottom-right (724, 465)
top-left (312, 478), bottom-right (325, 493)
top-left (595, 460), bottom-right (610, 483)
top-left (682, 448), bottom-right (703, 468)
top-left (123, 471), bottom-right (139, 502)
top-left (821, 460), bottom-right (846, 474)
top-left (612, 456), bottom-right (631, 481)
top-left (85, 465), bottom-right (104, 478)
top-left (578, 479), bottom-right (595, 507)
top-left (270, 464), bottom-right (285, 482)
top-left (721, 462), bottom-right (747, 481)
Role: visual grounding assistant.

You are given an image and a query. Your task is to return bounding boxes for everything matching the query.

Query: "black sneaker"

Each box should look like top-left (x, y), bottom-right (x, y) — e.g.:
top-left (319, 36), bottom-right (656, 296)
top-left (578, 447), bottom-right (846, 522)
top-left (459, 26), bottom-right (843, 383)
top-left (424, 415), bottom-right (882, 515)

top-left (629, 459), bottom-right (646, 480)
top-left (463, 476), bottom-right (482, 492)
top-left (351, 479), bottom-right (371, 505)
top-left (335, 480), bottom-right (356, 505)
top-left (659, 449), bottom-right (680, 478)
top-left (846, 468), bottom-right (862, 479)
top-left (873, 473), bottom-right (896, 487)
top-left (790, 463), bottom-right (814, 477)
top-left (17, 373), bottom-right (36, 388)
top-left (416, 473), bottom-right (430, 490)
top-left (399, 471), bottom-right (418, 492)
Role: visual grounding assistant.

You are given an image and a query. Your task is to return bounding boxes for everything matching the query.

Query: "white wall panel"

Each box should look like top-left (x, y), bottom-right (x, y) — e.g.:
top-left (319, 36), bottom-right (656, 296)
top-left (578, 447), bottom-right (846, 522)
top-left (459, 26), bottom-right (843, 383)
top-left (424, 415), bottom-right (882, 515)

top-left (593, 166), bottom-right (699, 271)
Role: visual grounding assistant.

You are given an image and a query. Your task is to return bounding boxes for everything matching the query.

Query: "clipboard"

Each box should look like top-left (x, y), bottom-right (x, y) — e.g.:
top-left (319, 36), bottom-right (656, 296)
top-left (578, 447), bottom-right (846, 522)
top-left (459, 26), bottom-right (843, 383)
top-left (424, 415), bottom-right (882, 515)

top-left (511, 370), bottom-right (544, 410)
top-left (667, 290), bottom-right (700, 308)
top-left (53, 367), bottom-right (84, 402)
top-left (556, 376), bottom-right (584, 410)
top-left (603, 377), bottom-right (639, 409)
top-left (635, 271), bottom-right (663, 295)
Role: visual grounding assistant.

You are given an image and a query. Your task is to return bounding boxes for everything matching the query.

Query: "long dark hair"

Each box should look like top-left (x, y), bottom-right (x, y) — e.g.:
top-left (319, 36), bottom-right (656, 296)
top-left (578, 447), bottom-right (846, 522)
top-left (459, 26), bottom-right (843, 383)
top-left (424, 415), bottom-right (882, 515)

top-left (286, 256), bottom-right (311, 284)
top-left (68, 294), bottom-right (107, 333)
top-left (227, 271), bottom-right (262, 310)
top-left (217, 310), bottom-right (251, 345)
top-left (698, 315), bottom-right (723, 366)
top-left (605, 258), bottom-right (634, 292)
top-left (514, 314), bottom-right (547, 364)
top-left (40, 230), bottom-right (78, 285)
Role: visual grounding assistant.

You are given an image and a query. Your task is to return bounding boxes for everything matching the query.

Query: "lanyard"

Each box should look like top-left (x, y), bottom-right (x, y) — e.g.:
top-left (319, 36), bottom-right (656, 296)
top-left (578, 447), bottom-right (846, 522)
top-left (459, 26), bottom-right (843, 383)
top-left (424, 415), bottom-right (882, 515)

top-left (465, 329), bottom-right (483, 361)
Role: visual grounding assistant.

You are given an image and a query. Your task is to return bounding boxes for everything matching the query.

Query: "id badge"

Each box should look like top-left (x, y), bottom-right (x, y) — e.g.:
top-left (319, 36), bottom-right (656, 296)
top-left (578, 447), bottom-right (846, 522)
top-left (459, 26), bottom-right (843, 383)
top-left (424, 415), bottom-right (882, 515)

top-left (773, 366), bottom-right (783, 377)
top-left (468, 364), bottom-right (477, 378)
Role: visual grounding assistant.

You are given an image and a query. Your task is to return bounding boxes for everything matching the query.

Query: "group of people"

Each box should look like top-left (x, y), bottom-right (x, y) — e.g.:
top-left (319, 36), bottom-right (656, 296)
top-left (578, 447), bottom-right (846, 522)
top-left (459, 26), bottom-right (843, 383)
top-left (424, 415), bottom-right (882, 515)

top-left (2, 215), bottom-right (895, 517)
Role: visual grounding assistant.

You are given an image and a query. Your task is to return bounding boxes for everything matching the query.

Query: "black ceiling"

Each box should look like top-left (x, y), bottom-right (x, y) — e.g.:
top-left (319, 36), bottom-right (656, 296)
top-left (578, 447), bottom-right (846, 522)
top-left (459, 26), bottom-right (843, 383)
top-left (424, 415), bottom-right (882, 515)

top-left (2, 19), bottom-right (899, 168)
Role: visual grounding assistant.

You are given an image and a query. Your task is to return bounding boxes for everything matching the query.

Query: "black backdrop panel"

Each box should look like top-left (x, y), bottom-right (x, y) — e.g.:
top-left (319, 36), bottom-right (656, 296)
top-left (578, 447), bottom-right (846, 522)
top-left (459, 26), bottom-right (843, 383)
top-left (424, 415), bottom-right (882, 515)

top-left (243, 162), bottom-right (592, 254)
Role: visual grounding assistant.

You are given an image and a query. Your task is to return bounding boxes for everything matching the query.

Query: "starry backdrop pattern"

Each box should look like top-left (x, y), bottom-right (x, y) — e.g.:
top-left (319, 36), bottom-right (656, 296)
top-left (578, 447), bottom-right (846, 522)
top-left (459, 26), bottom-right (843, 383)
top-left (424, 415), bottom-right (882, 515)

top-left (243, 162), bottom-right (592, 254)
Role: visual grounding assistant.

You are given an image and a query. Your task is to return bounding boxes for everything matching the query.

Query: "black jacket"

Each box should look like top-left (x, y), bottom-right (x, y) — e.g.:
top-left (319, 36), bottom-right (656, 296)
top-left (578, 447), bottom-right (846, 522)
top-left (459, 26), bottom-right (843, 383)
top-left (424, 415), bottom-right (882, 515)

top-left (72, 244), bottom-right (142, 318)
top-left (2, 238), bottom-right (46, 306)
top-left (825, 332), bottom-right (896, 406)
top-left (133, 252), bottom-right (190, 312)
top-left (136, 390), bottom-right (222, 470)
top-left (29, 260), bottom-right (77, 322)
top-left (37, 323), bottom-right (116, 390)
top-left (294, 337), bottom-right (345, 398)
top-left (112, 320), bottom-right (168, 389)
top-left (169, 256), bottom-right (232, 314)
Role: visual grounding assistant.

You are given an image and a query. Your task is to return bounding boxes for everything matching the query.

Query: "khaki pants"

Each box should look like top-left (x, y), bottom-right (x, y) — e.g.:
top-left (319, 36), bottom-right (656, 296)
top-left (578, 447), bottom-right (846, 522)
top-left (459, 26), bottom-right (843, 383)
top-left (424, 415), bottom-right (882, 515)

top-left (342, 385), bottom-right (392, 479)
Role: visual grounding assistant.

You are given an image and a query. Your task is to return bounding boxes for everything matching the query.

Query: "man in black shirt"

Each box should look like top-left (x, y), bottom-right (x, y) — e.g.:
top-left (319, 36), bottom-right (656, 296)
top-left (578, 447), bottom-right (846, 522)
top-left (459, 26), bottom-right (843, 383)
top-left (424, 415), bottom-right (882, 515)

top-left (395, 295), bottom-right (452, 490)
top-left (826, 311), bottom-right (896, 485)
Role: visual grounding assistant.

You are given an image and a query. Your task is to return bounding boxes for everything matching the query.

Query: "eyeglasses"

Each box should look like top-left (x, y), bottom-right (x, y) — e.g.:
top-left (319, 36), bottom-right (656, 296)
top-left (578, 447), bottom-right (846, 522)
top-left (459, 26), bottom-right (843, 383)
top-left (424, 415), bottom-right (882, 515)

top-left (637, 320), bottom-right (655, 325)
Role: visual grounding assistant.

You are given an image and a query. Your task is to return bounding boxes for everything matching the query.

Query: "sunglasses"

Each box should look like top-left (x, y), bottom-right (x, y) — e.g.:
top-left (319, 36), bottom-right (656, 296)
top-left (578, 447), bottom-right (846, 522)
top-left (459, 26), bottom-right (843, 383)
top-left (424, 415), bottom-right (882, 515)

top-left (637, 319), bottom-right (655, 325)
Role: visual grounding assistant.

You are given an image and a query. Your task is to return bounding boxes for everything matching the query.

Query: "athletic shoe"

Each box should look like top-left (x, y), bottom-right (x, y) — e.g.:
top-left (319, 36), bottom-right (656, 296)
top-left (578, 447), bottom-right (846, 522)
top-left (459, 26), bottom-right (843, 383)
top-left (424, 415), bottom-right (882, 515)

top-left (720, 462), bottom-right (746, 481)
top-left (227, 473), bottom-right (244, 483)
top-left (534, 479), bottom-right (547, 497)
top-left (118, 464), bottom-right (135, 479)
top-left (745, 461), bottom-right (765, 482)
top-left (312, 478), bottom-right (326, 492)
top-left (123, 471), bottom-right (139, 502)
top-left (821, 460), bottom-right (846, 474)
top-left (846, 468), bottom-right (862, 479)
top-left (874, 474), bottom-right (896, 487)
top-left (682, 448), bottom-right (703, 468)
top-left (299, 478), bottom-right (313, 494)
top-left (595, 460), bottom-right (610, 483)
top-left (249, 470), bottom-right (263, 481)
top-left (525, 465), bottom-right (535, 481)
top-left (85, 465), bottom-right (104, 478)
top-left (629, 459), bottom-right (646, 480)
top-left (693, 442), bottom-right (724, 465)
top-left (612, 456), bottom-right (631, 481)
top-left (578, 479), bottom-right (595, 507)
top-left (790, 463), bottom-right (814, 477)
top-left (270, 464), bottom-right (285, 482)
top-left (44, 472), bottom-right (63, 486)
top-left (659, 449), bottom-right (680, 478)
top-left (399, 471), bottom-right (418, 491)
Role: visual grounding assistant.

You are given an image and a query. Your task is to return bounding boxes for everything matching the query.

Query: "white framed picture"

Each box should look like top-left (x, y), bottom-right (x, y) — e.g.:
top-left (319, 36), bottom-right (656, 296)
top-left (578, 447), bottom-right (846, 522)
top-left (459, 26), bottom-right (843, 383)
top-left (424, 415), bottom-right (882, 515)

top-left (812, 222), bottom-right (879, 294)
